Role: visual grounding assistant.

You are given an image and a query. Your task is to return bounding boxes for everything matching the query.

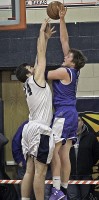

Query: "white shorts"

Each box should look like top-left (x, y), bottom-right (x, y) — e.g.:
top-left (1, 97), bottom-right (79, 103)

top-left (22, 121), bottom-right (55, 164)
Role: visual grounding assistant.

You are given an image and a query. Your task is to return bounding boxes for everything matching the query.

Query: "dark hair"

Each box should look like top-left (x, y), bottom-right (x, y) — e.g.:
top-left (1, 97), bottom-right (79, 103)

top-left (69, 48), bottom-right (87, 70)
top-left (16, 63), bottom-right (30, 83)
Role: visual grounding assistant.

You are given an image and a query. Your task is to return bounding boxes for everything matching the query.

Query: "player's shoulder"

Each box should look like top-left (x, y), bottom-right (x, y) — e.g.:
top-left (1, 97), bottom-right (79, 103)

top-left (57, 66), bottom-right (68, 73)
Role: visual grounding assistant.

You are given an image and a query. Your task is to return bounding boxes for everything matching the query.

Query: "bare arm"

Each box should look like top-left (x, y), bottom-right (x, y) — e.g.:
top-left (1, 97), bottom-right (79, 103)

top-left (34, 20), bottom-right (56, 87)
top-left (34, 19), bottom-right (47, 86)
top-left (47, 68), bottom-right (70, 82)
top-left (59, 6), bottom-right (70, 56)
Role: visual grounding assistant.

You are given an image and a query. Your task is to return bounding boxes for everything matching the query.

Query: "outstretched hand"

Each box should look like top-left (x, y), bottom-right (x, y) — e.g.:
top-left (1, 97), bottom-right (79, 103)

top-left (45, 23), bottom-right (56, 40)
top-left (58, 5), bottom-right (67, 19)
top-left (40, 18), bottom-right (50, 32)
top-left (40, 18), bottom-right (56, 40)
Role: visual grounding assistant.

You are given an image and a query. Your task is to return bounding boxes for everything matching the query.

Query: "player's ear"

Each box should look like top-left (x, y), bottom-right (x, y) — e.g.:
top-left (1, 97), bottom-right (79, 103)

top-left (26, 74), bottom-right (29, 78)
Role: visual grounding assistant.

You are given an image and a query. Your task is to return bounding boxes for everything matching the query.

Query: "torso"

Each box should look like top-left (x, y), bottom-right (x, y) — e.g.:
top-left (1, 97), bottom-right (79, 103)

top-left (52, 67), bottom-right (79, 109)
top-left (23, 76), bottom-right (53, 126)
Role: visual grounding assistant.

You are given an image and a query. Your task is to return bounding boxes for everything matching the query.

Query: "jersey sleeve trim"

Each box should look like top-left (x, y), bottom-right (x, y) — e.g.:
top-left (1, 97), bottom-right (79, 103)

top-left (33, 76), bottom-right (46, 88)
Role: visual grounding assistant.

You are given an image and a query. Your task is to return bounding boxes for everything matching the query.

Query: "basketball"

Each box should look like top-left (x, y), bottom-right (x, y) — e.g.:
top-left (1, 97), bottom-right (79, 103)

top-left (47, 1), bottom-right (64, 20)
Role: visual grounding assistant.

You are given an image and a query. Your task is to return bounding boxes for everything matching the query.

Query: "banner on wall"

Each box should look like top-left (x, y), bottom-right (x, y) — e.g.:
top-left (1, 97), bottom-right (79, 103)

top-left (0, 0), bottom-right (99, 9)
top-left (25, 0), bottom-right (99, 7)
top-left (77, 97), bottom-right (99, 198)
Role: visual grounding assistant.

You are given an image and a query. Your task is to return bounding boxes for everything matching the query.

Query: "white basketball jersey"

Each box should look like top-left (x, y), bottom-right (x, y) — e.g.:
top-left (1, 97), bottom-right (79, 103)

top-left (23, 76), bottom-right (52, 126)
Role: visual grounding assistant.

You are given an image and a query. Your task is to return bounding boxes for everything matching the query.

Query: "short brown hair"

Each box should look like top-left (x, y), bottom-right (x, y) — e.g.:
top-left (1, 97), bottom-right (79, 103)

top-left (69, 48), bottom-right (87, 70)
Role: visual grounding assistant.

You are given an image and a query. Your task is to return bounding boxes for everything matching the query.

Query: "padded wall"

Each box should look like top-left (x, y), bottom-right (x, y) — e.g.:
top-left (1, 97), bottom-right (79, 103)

top-left (0, 22), bottom-right (99, 69)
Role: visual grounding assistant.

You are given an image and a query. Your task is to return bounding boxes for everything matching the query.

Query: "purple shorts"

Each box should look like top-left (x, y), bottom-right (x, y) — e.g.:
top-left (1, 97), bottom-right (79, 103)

top-left (51, 106), bottom-right (78, 145)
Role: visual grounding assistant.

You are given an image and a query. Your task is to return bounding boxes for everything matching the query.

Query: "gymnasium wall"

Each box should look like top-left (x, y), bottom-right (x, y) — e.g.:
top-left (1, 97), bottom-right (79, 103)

top-left (0, 22), bottom-right (99, 66)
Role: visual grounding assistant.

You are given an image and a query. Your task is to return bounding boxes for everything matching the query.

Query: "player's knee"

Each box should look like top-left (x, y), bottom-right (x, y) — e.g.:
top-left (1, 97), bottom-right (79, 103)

top-left (35, 170), bottom-right (46, 179)
top-left (42, 169), bottom-right (47, 177)
top-left (35, 163), bottom-right (47, 178)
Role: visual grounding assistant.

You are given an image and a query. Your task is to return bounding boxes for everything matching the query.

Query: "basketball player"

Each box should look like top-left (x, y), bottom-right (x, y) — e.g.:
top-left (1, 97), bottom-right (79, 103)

top-left (16, 19), bottom-right (55, 200)
top-left (45, 7), bottom-right (87, 200)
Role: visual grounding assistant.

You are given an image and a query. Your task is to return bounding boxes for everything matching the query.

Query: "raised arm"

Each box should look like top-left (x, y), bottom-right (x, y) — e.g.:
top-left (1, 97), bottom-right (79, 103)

top-left (34, 23), bottom-right (56, 69)
top-left (34, 19), bottom-right (55, 86)
top-left (34, 19), bottom-right (48, 86)
top-left (59, 6), bottom-right (70, 56)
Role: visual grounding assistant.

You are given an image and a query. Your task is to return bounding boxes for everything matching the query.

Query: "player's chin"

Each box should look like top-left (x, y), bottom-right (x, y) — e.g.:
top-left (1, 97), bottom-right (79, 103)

top-left (62, 62), bottom-right (66, 67)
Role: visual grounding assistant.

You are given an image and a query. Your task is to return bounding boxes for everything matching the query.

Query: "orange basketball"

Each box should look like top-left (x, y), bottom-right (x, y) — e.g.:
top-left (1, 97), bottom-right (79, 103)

top-left (47, 1), bottom-right (64, 20)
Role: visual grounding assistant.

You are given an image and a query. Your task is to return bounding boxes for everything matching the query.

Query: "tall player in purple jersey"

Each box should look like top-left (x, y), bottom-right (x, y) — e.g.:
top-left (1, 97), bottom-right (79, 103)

top-left (46, 6), bottom-right (87, 200)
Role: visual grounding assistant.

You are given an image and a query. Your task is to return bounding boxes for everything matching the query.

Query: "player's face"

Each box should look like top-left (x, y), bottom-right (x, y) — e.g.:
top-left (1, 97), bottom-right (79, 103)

top-left (77, 117), bottom-right (84, 135)
top-left (62, 52), bottom-right (75, 67)
top-left (26, 65), bottom-right (34, 75)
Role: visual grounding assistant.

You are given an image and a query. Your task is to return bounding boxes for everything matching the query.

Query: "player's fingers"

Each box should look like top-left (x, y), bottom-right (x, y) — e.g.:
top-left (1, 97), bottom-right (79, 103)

top-left (57, 6), bottom-right (60, 11)
top-left (48, 23), bottom-right (51, 29)
top-left (52, 30), bottom-right (56, 35)
top-left (45, 18), bottom-right (50, 24)
top-left (51, 26), bottom-right (55, 31)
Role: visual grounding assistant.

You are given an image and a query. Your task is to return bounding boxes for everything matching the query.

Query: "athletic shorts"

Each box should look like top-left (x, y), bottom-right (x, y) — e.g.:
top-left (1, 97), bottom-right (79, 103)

top-left (22, 121), bottom-right (55, 164)
top-left (51, 106), bottom-right (78, 145)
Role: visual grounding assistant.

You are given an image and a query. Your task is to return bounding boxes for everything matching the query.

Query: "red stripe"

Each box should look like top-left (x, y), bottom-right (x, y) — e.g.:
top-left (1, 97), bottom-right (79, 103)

top-left (0, 180), bottom-right (99, 184)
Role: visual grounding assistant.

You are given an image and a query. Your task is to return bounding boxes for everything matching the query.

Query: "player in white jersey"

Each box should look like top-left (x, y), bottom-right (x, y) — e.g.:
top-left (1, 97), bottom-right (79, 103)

top-left (24, 75), bottom-right (52, 126)
top-left (16, 19), bottom-right (55, 200)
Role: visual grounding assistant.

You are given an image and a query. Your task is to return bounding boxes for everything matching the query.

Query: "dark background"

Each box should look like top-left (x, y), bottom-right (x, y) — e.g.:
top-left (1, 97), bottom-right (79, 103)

top-left (0, 22), bottom-right (99, 70)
